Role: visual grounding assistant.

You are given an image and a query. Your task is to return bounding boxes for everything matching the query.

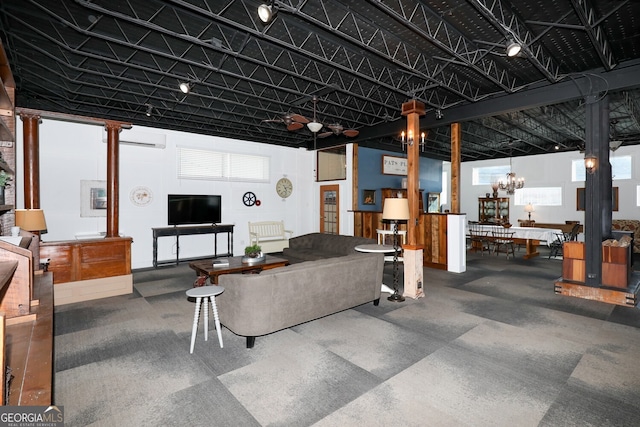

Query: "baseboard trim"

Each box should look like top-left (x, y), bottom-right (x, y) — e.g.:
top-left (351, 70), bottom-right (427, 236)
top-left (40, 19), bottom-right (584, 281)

top-left (54, 274), bottom-right (133, 306)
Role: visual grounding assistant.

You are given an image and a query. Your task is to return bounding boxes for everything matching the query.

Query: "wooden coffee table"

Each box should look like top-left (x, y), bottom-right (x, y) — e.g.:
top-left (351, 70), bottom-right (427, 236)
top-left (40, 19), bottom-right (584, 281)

top-left (189, 255), bottom-right (289, 284)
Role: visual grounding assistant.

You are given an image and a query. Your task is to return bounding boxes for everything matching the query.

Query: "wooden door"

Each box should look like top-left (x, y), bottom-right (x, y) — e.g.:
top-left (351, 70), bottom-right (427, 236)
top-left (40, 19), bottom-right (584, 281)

top-left (320, 185), bottom-right (339, 234)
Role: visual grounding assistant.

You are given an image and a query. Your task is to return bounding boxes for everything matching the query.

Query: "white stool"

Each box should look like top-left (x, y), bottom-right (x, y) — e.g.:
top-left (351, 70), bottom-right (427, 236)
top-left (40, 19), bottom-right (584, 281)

top-left (186, 285), bottom-right (224, 353)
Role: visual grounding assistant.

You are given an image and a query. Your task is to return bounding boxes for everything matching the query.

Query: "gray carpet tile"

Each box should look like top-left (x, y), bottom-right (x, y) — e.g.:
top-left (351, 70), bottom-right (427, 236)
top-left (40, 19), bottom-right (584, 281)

top-left (451, 321), bottom-right (586, 385)
top-left (539, 381), bottom-right (640, 427)
top-left (55, 326), bottom-right (216, 425)
top-left (52, 251), bottom-right (640, 427)
top-left (218, 341), bottom-right (382, 426)
top-left (290, 309), bottom-right (443, 380)
top-left (85, 378), bottom-right (261, 427)
top-left (382, 298), bottom-right (486, 342)
top-left (54, 294), bottom-right (148, 336)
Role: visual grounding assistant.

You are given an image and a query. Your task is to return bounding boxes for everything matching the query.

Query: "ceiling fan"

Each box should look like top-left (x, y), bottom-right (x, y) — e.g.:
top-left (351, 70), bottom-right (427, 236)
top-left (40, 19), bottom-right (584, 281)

top-left (261, 113), bottom-right (310, 131)
top-left (317, 123), bottom-right (359, 138)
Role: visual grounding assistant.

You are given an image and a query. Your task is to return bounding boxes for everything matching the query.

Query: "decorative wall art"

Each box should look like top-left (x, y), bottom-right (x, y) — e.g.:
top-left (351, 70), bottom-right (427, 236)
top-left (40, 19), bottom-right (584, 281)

top-left (427, 193), bottom-right (440, 213)
top-left (381, 155), bottom-right (408, 175)
top-left (576, 187), bottom-right (618, 211)
top-left (363, 189), bottom-right (376, 205)
top-left (81, 180), bottom-right (107, 217)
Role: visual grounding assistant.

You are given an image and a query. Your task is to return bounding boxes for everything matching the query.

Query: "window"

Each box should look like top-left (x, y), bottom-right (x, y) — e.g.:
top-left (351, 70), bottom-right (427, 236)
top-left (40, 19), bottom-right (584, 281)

top-left (572, 155), bottom-right (632, 181)
top-left (472, 165), bottom-right (509, 185)
top-left (514, 187), bottom-right (562, 206)
top-left (440, 170), bottom-right (448, 206)
top-left (178, 147), bottom-right (270, 182)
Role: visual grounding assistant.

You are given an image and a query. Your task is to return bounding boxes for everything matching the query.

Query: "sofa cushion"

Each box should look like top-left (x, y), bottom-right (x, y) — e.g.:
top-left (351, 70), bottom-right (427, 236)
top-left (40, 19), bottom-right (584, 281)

top-left (283, 233), bottom-right (375, 262)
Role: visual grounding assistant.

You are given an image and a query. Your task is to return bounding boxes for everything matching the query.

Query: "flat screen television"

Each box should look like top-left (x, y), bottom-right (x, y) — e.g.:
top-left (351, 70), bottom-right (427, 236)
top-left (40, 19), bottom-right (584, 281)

top-left (168, 194), bottom-right (221, 225)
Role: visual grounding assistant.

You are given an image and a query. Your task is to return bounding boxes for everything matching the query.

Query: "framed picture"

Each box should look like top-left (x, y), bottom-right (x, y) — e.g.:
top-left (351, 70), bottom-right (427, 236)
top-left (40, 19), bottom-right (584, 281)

top-left (576, 187), bottom-right (618, 211)
top-left (81, 180), bottom-right (107, 217)
top-left (382, 155), bottom-right (407, 175)
top-left (427, 192), bottom-right (440, 213)
top-left (316, 146), bottom-right (347, 181)
top-left (363, 189), bottom-right (376, 205)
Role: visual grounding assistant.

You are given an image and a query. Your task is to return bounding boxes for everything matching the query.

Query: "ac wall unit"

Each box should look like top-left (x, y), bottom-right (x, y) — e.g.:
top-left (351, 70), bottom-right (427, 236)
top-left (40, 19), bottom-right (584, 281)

top-left (102, 129), bottom-right (166, 148)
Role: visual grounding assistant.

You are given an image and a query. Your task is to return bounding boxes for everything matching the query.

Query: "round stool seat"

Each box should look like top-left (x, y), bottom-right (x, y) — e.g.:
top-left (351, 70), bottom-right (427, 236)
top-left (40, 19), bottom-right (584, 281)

top-left (186, 285), bottom-right (225, 354)
top-left (186, 285), bottom-right (225, 298)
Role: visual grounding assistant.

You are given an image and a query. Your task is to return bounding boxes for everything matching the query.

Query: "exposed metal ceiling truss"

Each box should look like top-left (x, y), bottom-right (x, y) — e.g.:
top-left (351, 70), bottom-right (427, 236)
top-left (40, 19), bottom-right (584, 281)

top-left (0, 0), bottom-right (639, 161)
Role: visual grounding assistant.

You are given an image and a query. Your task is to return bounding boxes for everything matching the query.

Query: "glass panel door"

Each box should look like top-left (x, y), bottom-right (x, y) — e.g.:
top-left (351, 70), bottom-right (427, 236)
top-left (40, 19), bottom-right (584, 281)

top-left (320, 184), bottom-right (339, 234)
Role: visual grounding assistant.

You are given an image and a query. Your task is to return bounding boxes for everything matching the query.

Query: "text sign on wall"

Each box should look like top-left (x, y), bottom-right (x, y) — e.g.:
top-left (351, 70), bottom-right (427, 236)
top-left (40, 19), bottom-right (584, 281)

top-left (382, 155), bottom-right (407, 175)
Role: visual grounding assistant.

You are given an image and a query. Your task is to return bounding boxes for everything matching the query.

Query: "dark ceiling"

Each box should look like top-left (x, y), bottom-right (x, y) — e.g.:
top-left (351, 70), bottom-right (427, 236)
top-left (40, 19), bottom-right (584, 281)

top-left (1, 0), bottom-right (639, 161)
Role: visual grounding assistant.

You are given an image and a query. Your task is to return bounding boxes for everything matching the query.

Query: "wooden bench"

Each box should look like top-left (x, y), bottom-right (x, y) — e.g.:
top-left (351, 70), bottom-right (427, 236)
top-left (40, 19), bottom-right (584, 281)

top-left (248, 221), bottom-right (293, 253)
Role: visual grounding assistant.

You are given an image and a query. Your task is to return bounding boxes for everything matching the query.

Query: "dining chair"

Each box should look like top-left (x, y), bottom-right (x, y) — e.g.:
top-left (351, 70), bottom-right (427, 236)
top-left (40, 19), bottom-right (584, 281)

top-left (468, 222), bottom-right (490, 255)
top-left (548, 232), bottom-right (566, 259)
top-left (491, 229), bottom-right (515, 259)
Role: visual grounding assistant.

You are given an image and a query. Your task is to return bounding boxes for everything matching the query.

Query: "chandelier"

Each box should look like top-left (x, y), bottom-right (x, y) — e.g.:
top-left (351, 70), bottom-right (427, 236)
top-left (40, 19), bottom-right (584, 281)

top-left (498, 158), bottom-right (524, 195)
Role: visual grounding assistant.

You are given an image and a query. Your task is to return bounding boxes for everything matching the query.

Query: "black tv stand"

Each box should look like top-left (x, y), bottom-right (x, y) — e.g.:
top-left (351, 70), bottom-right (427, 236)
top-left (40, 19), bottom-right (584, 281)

top-left (152, 224), bottom-right (234, 268)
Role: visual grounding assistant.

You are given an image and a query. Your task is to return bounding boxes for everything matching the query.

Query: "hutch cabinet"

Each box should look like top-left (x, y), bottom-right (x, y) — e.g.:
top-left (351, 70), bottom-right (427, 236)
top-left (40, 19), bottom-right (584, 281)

top-left (478, 197), bottom-right (509, 224)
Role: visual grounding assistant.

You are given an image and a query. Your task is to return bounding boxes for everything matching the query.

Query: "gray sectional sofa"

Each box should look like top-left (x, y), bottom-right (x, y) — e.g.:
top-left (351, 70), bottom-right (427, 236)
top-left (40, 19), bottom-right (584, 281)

top-left (217, 252), bottom-right (384, 348)
top-left (282, 232), bottom-right (376, 263)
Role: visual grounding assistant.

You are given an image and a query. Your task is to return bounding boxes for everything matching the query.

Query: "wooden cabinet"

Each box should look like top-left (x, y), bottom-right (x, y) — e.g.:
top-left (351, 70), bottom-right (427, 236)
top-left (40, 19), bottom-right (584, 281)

top-left (478, 197), bottom-right (509, 224)
top-left (40, 237), bottom-right (132, 284)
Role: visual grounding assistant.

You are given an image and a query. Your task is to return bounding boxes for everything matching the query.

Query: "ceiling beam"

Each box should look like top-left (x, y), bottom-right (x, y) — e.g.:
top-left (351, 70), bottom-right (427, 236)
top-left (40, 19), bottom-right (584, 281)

top-left (356, 60), bottom-right (640, 141)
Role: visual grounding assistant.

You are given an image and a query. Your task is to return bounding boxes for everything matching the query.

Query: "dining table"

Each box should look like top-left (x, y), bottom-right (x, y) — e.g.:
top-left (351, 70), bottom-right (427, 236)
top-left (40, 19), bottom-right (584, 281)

top-left (470, 225), bottom-right (564, 259)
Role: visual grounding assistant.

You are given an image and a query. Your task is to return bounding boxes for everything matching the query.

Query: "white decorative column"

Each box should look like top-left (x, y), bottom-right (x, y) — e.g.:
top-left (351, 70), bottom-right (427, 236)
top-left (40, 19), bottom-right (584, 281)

top-left (447, 214), bottom-right (467, 273)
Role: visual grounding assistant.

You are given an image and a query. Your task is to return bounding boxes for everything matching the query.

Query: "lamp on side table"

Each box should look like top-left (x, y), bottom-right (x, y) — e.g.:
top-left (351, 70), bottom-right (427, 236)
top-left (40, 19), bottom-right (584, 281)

top-left (15, 209), bottom-right (47, 272)
top-left (382, 198), bottom-right (410, 302)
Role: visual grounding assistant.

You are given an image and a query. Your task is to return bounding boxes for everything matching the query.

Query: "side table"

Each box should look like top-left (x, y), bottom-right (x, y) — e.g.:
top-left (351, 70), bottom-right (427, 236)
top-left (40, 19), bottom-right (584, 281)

top-left (354, 244), bottom-right (396, 294)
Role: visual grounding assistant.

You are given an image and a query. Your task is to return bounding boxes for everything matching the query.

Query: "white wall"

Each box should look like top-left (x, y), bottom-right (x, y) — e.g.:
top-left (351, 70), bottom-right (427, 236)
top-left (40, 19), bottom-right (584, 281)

top-left (16, 119), bottom-right (340, 269)
top-left (460, 147), bottom-right (640, 224)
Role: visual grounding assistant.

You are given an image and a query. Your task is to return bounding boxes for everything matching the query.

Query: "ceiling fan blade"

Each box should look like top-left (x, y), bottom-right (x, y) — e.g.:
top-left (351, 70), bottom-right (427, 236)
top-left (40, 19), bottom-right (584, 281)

top-left (261, 119), bottom-right (283, 123)
top-left (343, 129), bottom-right (359, 137)
top-left (290, 114), bottom-right (310, 124)
top-left (317, 131), bottom-right (333, 138)
top-left (287, 122), bottom-right (304, 131)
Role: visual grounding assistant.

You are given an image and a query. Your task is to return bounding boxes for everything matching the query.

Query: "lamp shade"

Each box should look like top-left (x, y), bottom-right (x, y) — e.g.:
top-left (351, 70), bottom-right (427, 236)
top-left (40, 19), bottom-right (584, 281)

top-left (382, 198), bottom-right (410, 221)
top-left (15, 209), bottom-right (47, 232)
top-left (524, 203), bottom-right (534, 213)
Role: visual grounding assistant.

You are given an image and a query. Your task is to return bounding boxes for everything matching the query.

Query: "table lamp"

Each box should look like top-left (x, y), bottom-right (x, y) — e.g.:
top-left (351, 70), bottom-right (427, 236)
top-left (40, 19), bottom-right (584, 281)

top-left (524, 203), bottom-right (534, 221)
top-left (382, 198), bottom-right (410, 302)
top-left (15, 209), bottom-right (47, 235)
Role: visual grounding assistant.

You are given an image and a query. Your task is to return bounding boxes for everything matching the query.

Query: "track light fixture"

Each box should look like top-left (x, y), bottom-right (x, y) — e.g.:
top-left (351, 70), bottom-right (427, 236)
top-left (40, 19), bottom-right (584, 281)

top-left (145, 104), bottom-right (153, 117)
top-left (435, 109), bottom-right (443, 120)
top-left (258, 2), bottom-right (276, 23)
top-left (179, 81), bottom-right (191, 94)
top-left (506, 40), bottom-right (522, 57)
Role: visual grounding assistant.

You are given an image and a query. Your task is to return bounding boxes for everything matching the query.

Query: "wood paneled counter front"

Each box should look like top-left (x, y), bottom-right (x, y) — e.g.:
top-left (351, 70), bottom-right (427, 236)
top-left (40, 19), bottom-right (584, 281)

top-left (40, 237), bottom-right (133, 305)
top-left (353, 211), bottom-right (457, 270)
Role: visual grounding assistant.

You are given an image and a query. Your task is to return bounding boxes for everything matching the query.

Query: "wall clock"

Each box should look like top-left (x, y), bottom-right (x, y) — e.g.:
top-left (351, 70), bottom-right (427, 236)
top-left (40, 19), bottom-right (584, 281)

top-left (130, 186), bottom-right (153, 206)
top-left (276, 177), bottom-right (293, 198)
